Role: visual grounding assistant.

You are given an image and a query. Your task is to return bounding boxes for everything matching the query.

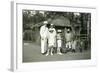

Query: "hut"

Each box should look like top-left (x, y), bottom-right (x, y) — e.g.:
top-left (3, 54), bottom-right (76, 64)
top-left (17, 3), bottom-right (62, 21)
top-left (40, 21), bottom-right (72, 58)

top-left (51, 16), bottom-right (71, 29)
top-left (50, 16), bottom-right (72, 50)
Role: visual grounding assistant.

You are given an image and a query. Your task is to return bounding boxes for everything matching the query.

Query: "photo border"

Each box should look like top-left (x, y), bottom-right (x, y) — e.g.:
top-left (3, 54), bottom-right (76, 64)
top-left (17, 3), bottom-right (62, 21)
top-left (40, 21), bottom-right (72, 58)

top-left (11, 1), bottom-right (97, 71)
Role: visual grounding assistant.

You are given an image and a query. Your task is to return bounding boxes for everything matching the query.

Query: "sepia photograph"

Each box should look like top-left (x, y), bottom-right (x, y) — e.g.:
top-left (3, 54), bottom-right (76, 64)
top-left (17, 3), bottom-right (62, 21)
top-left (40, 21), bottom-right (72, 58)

top-left (10, 1), bottom-right (97, 71)
top-left (22, 10), bottom-right (91, 63)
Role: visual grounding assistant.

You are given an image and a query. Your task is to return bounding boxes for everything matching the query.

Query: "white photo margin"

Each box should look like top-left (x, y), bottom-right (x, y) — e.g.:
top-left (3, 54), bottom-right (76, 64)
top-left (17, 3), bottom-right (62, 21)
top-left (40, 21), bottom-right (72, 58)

top-left (11, 1), bottom-right (97, 72)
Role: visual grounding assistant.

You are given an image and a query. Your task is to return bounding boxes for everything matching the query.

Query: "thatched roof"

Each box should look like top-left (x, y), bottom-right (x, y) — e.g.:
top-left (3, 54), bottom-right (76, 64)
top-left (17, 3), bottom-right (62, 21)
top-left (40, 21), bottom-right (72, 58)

top-left (32, 16), bottom-right (71, 29)
top-left (51, 16), bottom-right (71, 27)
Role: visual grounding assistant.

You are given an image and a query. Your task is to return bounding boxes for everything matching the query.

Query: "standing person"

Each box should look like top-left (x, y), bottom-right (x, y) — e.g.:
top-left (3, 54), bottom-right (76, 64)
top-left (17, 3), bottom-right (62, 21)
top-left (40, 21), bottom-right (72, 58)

top-left (56, 30), bottom-right (63, 55)
top-left (46, 24), bottom-right (56, 56)
top-left (71, 39), bottom-right (77, 53)
top-left (40, 21), bottom-right (49, 55)
top-left (65, 27), bottom-right (73, 51)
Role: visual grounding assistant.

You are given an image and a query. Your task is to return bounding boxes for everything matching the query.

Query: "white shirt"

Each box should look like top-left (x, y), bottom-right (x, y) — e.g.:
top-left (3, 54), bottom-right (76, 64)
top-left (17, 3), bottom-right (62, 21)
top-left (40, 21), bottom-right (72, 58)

top-left (57, 33), bottom-right (62, 40)
top-left (48, 28), bottom-right (56, 45)
top-left (40, 25), bottom-right (48, 39)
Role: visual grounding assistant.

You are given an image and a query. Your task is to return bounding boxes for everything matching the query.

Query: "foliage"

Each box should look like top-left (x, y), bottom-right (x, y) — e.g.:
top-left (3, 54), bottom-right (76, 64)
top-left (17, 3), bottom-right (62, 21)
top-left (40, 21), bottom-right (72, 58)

top-left (23, 10), bottom-right (91, 46)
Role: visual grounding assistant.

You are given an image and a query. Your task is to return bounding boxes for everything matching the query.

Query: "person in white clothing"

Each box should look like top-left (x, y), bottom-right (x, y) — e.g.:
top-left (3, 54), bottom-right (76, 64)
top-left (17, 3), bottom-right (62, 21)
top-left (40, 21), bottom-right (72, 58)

top-left (56, 30), bottom-right (62, 55)
top-left (71, 39), bottom-right (77, 53)
top-left (65, 27), bottom-right (73, 51)
top-left (40, 21), bottom-right (49, 54)
top-left (46, 24), bottom-right (56, 56)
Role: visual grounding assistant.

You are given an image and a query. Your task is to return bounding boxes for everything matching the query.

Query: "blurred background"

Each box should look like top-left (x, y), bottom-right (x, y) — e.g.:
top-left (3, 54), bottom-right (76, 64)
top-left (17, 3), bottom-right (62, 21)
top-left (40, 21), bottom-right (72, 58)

top-left (23, 10), bottom-right (91, 50)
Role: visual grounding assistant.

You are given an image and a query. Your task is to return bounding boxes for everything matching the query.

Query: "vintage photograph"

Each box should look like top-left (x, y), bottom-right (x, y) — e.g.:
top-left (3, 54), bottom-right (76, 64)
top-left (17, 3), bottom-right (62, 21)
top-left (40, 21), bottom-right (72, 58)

top-left (22, 10), bottom-right (91, 62)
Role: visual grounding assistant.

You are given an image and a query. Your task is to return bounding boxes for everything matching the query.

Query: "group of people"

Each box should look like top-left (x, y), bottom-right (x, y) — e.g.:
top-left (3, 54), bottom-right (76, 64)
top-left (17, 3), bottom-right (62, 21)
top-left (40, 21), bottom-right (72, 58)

top-left (40, 21), bottom-right (77, 56)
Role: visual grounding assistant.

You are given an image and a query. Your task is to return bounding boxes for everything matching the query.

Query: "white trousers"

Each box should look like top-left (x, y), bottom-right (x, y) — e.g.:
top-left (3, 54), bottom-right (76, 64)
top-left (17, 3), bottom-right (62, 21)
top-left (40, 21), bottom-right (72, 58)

top-left (57, 40), bottom-right (62, 48)
top-left (41, 38), bottom-right (47, 53)
top-left (72, 41), bottom-right (77, 50)
top-left (66, 41), bottom-right (72, 49)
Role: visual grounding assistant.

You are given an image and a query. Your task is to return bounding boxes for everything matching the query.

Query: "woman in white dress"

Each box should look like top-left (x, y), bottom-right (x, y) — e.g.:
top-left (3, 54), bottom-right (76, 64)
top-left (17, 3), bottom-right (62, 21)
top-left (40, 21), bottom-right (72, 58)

top-left (46, 24), bottom-right (56, 56)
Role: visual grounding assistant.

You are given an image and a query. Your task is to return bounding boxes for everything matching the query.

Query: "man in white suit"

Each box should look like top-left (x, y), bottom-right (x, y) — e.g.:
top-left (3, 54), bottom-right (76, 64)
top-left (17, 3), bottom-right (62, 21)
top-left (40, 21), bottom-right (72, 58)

top-left (40, 21), bottom-right (49, 55)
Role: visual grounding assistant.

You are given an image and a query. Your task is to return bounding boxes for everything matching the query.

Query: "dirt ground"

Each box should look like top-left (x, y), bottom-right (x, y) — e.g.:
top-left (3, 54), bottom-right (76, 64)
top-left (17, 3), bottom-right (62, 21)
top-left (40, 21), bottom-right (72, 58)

top-left (23, 42), bottom-right (91, 63)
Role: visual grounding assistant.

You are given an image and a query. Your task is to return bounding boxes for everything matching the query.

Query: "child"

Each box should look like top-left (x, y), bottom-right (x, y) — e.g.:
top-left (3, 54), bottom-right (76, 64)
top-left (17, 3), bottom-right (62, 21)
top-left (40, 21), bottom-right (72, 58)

top-left (71, 39), bottom-right (77, 53)
top-left (56, 30), bottom-right (62, 55)
top-left (65, 27), bottom-right (73, 51)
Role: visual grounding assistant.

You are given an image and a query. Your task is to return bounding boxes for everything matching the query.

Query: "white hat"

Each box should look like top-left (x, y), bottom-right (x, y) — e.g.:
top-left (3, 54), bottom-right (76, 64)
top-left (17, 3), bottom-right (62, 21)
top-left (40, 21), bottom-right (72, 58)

top-left (43, 21), bottom-right (48, 24)
top-left (57, 29), bottom-right (61, 32)
top-left (51, 24), bottom-right (54, 26)
top-left (49, 28), bottom-right (54, 32)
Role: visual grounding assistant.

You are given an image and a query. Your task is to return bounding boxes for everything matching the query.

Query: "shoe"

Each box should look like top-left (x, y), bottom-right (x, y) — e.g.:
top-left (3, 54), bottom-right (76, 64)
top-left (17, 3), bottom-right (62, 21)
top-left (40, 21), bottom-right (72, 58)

top-left (57, 52), bottom-right (62, 55)
top-left (41, 53), bottom-right (45, 55)
top-left (45, 53), bottom-right (49, 56)
top-left (41, 51), bottom-right (47, 55)
top-left (51, 53), bottom-right (53, 56)
top-left (72, 49), bottom-right (76, 53)
top-left (80, 48), bottom-right (82, 53)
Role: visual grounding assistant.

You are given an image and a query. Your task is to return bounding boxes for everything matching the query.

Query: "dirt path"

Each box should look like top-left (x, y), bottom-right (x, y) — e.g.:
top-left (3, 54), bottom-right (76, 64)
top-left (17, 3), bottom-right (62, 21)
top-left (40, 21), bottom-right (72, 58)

top-left (23, 42), bottom-right (91, 63)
